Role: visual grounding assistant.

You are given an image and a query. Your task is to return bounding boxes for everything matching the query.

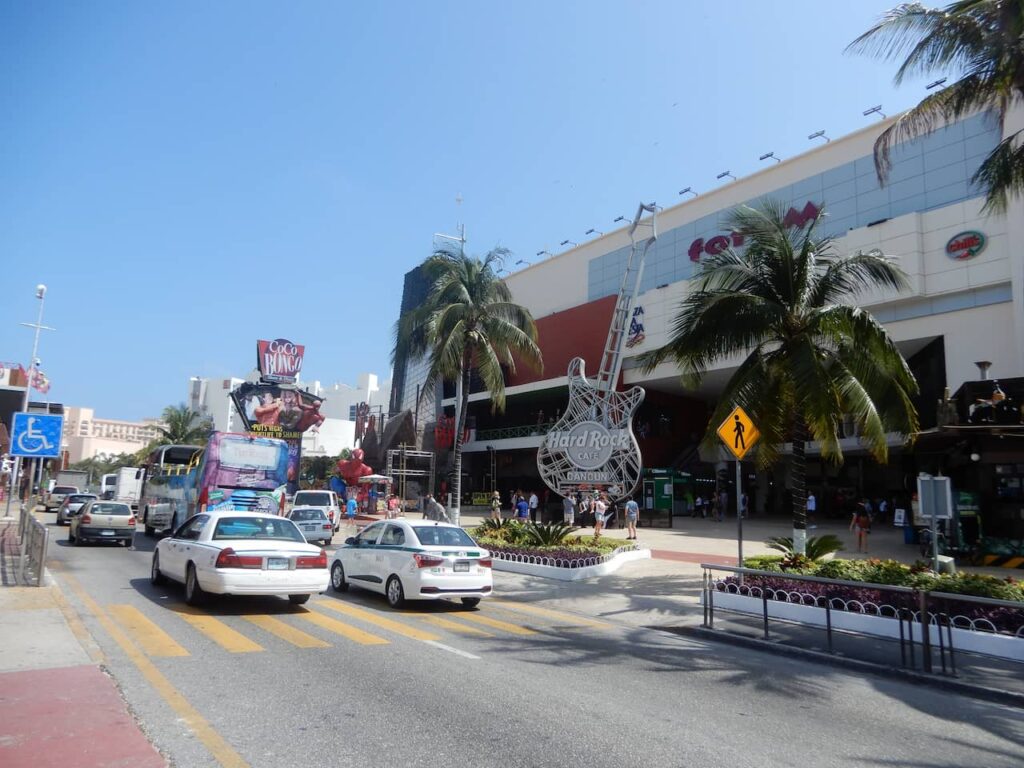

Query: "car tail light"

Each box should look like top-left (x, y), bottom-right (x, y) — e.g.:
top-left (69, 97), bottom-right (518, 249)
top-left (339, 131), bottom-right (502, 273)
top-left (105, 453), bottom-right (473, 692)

top-left (478, 557), bottom-right (493, 569)
top-left (128, 516), bottom-right (136, 526)
top-left (322, 524), bottom-right (332, 531)
top-left (81, 514), bottom-right (92, 524)
top-left (414, 553), bottom-right (445, 568)
top-left (215, 548), bottom-right (264, 569)
top-left (296, 550), bottom-right (327, 569)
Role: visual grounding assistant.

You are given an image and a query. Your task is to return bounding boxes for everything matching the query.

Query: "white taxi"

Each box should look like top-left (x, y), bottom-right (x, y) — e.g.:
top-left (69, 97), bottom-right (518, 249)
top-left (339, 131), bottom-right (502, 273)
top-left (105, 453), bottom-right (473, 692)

top-left (150, 511), bottom-right (329, 606)
top-left (329, 520), bottom-right (492, 608)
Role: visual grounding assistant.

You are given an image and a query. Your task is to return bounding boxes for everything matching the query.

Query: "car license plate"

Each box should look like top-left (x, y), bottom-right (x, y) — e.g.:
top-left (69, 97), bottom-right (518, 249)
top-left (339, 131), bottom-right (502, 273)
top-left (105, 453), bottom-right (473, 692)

top-left (302, 524), bottom-right (316, 531)
top-left (267, 558), bottom-right (289, 570)
top-left (100, 530), bottom-right (115, 536)
top-left (454, 561), bottom-right (470, 572)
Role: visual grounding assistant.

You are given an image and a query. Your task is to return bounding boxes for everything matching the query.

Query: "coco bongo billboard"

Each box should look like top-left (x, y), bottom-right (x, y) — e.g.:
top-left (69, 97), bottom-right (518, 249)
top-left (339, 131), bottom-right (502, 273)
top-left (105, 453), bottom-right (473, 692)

top-left (257, 338), bottom-right (305, 383)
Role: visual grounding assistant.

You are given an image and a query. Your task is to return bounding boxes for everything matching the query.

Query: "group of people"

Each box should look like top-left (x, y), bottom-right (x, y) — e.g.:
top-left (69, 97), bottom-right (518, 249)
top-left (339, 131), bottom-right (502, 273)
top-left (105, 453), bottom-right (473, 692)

top-left (690, 489), bottom-right (749, 522)
top-left (561, 490), bottom-right (640, 540)
top-left (491, 489), bottom-right (541, 523)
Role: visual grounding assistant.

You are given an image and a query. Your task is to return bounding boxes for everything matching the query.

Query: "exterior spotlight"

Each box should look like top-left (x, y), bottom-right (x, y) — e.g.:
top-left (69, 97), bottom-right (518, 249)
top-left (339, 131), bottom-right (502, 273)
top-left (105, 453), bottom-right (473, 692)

top-left (585, 228), bottom-right (603, 236)
top-left (716, 171), bottom-right (736, 181)
top-left (926, 78), bottom-right (947, 90)
top-left (759, 152), bottom-right (781, 163)
top-left (678, 187), bottom-right (696, 197)
top-left (560, 240), bottom-right (577, 247)
top-left (808, 130), bottom-right (830, 142)
top-left (862, 105), bottom-right (886, 119)
top-left (536, 250), bottom-right (552, 258)
top-left (515, 259), bottom-right (530, 266)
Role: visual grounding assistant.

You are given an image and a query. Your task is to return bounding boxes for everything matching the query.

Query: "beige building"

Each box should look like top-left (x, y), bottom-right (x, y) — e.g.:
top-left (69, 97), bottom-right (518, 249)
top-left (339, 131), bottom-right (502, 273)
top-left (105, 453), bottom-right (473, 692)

top-left (63, 406), bottom-right (163, 463)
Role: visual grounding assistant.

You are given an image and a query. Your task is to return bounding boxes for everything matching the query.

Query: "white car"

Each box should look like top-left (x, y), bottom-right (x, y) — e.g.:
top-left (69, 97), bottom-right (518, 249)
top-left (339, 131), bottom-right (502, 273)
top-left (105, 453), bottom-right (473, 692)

top-left (150, 511), bottom-right (329, 606)
top-left (292, 490), bottom-right (342, 532)
top-left (329, 520), bottom-right (492, 609)
top-left (287, 507), bottom-right (334, 547)
top-left (57, 493), bottom-right (98, 525)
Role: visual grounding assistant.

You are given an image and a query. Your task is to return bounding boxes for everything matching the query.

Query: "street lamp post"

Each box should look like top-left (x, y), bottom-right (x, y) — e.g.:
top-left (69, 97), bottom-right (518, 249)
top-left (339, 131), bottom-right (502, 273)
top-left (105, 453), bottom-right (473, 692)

top-left (5, 285), bottom-right (52, 518)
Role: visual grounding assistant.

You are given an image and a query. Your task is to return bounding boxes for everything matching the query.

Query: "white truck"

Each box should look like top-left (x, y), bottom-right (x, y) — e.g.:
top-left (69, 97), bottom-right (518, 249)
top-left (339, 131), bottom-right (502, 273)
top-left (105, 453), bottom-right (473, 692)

top-left (47, 469), bottom-right (89, 510)
top-left (112, 466), bottom-right (144, 512)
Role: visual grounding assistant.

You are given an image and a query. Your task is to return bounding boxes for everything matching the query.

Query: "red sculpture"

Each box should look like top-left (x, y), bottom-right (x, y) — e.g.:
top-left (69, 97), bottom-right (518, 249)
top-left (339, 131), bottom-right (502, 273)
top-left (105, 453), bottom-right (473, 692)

top-left (336, 448), bottom-right (373, 488)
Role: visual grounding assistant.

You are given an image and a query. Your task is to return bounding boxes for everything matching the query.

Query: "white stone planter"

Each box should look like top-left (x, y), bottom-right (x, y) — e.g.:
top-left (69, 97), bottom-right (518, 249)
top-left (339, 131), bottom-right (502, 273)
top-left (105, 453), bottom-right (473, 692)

top-left (492, 547), bottom-right (651, 581)
top-left (706, 590), bottom-right (1024, 662)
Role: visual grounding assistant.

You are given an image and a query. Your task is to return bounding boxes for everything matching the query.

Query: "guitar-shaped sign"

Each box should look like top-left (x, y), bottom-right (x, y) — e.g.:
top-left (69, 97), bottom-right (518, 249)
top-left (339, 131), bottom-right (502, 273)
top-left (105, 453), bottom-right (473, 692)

top-left (537, 202), bottom-right (658, 502)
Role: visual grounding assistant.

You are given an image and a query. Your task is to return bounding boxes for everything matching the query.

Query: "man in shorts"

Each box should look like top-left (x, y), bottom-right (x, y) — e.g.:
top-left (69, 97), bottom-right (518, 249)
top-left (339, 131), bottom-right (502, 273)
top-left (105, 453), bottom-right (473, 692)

top-left (345, 495), bottom-right (358, 527)
top-left (562, 493), bottom-right (577, 526)
top-left (515, 494), bottom-right (530, 523)
top-left (625, 496), bottom-right (640, 540)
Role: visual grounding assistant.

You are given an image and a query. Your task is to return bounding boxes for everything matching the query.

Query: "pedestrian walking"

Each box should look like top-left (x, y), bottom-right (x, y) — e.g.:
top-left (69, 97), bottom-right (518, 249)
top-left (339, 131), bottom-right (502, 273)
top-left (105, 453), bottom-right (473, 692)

top-left (878, 497), bottom-right (889, 524)
top-left (593, 493), bottom-right (608, 538)
top-left (695, 495), bottom-right (704, 519)
top-left (490, 491), bottom-right (502, 521)
top-left (386, 493), bottom-right (400, 519)
top-left (850, 503), bottom-right (871, 553)
top-left (346, 495), bottom-right (358, 527)
top-left (806, 492), bottom-right (817, 528)
top-left (739, 490), bottom-right (749, 519)
top-left (624, 497), bottom-right (639, 540)
top-left (528, 491), bottom-right (539, 524)
top-left (425, 493), bottom-right (448, 523)
top-left (515, 494), bottom-right (530, 523)
top-left (717, 489), bottom-right (727, 522)
top-left (562, 494), bottom-right (576, 526)
top-left (578, 493), bottom-right (591, 527)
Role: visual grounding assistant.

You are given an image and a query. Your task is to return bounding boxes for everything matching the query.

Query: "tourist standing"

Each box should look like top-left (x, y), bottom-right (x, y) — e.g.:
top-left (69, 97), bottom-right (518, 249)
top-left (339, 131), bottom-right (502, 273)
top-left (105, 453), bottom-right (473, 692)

top-left (490, 491), bottom-right (502, 521)
top-left (528, 490), bottom-right (539, 524)
top-left (717, 488), bottom-right (727, 522)
top-left (593, 493), bottom-right (608, 538)
top-left (562, 494), bottom-right (576, 526)
top-left (625, 496), bottom-right (639, 540)
top-left (515, 494), bottom-right (530, 523)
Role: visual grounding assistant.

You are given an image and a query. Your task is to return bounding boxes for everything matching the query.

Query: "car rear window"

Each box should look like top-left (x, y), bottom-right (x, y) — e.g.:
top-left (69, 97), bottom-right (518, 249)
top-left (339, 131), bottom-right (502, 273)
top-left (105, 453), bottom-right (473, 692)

top-left (92, 503), bottom-right (131, 515)
top-left (295, 492), bottom-right (332, 507)
top-left (69, 495), bottom-right (97, 503)
top-left (212, 517), bottom-right (305, 542)
top-left (53, 486), bottom-right (78, 494)
top-left (290, 509), bottom-right (326, 522)
top-left (412, 526), bottom-right (477, 547)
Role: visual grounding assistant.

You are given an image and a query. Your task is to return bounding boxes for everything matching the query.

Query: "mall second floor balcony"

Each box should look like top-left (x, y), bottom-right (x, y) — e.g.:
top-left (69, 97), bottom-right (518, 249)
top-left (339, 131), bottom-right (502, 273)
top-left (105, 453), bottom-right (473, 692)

top-left (460, 422), bottom-right (554, 452)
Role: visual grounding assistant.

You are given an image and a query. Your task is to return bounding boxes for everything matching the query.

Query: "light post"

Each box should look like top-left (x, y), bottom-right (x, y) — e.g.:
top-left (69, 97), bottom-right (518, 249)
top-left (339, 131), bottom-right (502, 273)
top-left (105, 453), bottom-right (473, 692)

top-left (6, 285), bottom-right (53, 517)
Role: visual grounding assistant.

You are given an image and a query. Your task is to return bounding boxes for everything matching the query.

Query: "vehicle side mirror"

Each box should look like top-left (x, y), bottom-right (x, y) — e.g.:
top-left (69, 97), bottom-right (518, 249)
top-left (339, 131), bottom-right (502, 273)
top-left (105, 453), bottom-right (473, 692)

top-left (135, 469), bottom-right (143, 479)
top-left (344, 537), bottom-right (355, 545)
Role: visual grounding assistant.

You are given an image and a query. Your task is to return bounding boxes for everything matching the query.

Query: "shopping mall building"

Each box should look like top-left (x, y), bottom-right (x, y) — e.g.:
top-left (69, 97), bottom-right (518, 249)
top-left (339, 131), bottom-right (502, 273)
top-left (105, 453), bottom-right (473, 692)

top-left (392, 106), bottom-right (1024, 538)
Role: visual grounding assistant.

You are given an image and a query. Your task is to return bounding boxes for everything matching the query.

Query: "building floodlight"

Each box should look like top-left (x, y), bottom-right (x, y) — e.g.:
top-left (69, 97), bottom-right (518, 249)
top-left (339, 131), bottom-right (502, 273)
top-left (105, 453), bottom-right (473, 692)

top-left (716, 171), bottom-right (736, 181)
top-left (808, 130), bottom-right (830, 143)
top-left (759, 152), bottom-right (781, 163)
top-left (678, 187), bottom-right (697, 197)
top-left (560, 239), bottom-right (577, 247)
top-left (862, 105), bottom-right (886, 119)
top-left (926, 78), bottom-right (947, 90)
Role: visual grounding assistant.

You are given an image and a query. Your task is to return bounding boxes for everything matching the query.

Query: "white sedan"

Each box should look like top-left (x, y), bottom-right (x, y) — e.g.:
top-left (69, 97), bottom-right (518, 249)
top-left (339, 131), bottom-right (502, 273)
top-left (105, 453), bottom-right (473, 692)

top-left (150, 511), bottom-right (330, 606)
top-left (287, 507), bottom-right (334, 547)
top-left (329, 520), bottom-right (492, 608)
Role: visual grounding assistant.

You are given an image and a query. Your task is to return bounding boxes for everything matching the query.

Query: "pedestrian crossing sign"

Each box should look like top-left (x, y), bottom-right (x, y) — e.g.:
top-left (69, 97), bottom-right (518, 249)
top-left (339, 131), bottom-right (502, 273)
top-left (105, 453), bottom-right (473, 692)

top-left (716, 406), bottom-right (759, 460)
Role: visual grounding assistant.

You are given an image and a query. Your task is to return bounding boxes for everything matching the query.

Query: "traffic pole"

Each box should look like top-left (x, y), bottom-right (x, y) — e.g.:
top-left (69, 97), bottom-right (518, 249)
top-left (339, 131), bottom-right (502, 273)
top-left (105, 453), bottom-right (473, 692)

top-left (736, 459), bottom-right (743, 566)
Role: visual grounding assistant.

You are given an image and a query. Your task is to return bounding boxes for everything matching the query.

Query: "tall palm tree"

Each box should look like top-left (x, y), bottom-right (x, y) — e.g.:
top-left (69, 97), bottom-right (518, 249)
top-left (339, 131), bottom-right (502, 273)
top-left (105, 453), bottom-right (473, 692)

top-left (640, 200), bottom-right (919, 554)
top-left (847, 0), bottom-right (1024, 212)
top-left (156, 403), bottom-right (212, 446)
top-left (394, 248), bottom-right (543, 524)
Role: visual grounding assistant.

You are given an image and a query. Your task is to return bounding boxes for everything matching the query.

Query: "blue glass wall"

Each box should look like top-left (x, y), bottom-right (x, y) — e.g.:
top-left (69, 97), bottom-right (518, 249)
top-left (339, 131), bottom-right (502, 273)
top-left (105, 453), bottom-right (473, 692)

top-left (588, 112), bottom-right (1001, 301)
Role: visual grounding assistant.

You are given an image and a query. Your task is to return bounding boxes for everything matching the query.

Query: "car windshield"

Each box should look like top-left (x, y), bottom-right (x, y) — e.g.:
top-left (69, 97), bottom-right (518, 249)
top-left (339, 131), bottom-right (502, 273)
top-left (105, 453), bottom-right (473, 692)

top-left (412, 526), bottom-right (477, 547)
top-left (290, 509), bottom-right (326, 522)
top-left (212, 517), bottom-right (305, 542)
top-left (295, 492), bottom-right (332, 506)
top-left (53, 486), bottom-right (78, 494)
top-left (69, 495), bottom-right (96, 503)
top-left (92, 503), bottom-right (131, 515)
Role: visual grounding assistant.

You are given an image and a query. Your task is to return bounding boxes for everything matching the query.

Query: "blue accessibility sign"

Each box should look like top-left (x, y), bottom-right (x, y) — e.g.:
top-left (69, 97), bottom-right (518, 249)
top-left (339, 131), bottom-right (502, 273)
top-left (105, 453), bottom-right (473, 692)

top-left (10, 412), bottom-right (64, 459)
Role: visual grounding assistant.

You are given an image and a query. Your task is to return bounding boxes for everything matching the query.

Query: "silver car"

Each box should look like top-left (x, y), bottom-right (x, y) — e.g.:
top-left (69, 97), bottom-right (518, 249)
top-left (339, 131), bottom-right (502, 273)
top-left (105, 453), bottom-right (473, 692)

top-left (57, 493), bottom-right (98, 526)
top-left (287, 507), bottom-right (334, 547)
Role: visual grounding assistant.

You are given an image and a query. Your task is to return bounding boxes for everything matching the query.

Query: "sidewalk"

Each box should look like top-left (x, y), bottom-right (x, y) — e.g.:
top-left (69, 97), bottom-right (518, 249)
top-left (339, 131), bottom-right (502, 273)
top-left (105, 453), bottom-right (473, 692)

top-left (0, 518), bottom-right (166, 768)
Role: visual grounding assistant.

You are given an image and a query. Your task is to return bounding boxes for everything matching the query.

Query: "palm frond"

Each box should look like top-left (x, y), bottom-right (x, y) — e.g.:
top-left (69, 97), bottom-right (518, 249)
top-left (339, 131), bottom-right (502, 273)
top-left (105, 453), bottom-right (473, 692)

top-left (974, 129), bottom-right (1024, 212)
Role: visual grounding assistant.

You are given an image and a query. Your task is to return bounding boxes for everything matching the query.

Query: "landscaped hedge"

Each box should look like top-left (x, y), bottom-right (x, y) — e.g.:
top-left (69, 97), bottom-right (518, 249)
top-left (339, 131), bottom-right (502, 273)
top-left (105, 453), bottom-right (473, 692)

top-left (473, 523), bottom-right (635, 567)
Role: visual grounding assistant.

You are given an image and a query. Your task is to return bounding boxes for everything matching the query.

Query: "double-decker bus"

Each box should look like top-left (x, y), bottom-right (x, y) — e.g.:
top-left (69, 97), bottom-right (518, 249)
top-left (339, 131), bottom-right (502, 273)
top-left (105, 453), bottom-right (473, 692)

top-left (139, 432), bottom-right (290, 536)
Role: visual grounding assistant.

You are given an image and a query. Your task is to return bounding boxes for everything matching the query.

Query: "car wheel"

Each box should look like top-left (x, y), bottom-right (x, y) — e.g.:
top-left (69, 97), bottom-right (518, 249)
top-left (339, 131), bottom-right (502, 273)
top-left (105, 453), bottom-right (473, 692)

top-left (151, 552), bottom-right (167, 586)
top-left (461, 597), bottom-right (481, 609)
top-left (185, 564), bottom-right (207, 606)
top-left (330, 562), bottom-right (349, 592)
top-left (288, 594), bottom-right (310, 605)
top-left (385, 575), bottom-right (405, 608)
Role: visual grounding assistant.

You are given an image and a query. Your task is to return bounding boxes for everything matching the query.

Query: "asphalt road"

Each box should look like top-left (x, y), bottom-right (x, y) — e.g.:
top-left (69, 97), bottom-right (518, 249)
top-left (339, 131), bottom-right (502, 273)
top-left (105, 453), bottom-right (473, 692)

top-left (46, 519), bottom-right (1024, 768)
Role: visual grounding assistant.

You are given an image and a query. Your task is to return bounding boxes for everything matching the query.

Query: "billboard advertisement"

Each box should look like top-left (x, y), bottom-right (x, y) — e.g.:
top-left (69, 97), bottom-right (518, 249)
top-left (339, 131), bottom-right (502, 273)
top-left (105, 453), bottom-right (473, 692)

top-left (256, 338), bottom-right (305, 383)
top-left (230, 381), bottom-right (324, 493)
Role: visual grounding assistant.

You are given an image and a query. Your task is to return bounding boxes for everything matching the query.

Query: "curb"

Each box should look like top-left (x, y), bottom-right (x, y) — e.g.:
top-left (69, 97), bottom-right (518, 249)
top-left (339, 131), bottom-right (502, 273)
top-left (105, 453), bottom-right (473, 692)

top-left (668, 624), bottom-right (1024, 710)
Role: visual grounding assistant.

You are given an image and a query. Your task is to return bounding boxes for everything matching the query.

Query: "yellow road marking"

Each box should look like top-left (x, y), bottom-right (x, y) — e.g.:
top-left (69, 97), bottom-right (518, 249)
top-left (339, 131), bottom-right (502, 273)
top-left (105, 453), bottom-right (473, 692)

top-left (491, 599), bottom-right (610, 628)
top-left (316, 600), bottom-right (441, 642)
top-left (109, 605), bottom-right (190, 657)
top-left (49, 585), bottom-right (104, 664)
top-left (1006, 557), bottom-right (1024, 569)
top-left (416, 614), bottom-right (495, 637)
top-left (300, 609), bottom-right (390, 645)
top-left (59, 571), bottom-right (250, 768)
top-left (171, 607), bottom-right (264, 653)
top-left (456, 612), bottom-right (537, 635)
top-left (241, 615), bottom-right (331, 649)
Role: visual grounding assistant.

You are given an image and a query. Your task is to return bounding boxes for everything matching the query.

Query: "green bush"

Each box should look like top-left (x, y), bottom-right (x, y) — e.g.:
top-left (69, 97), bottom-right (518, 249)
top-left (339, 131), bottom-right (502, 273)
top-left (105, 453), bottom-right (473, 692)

top-left (522, 522), bottom-right (575, 547)
top-left (766, 535), bottom-right (844, 561)
top-left (743, 555), bottom-right (786, 572)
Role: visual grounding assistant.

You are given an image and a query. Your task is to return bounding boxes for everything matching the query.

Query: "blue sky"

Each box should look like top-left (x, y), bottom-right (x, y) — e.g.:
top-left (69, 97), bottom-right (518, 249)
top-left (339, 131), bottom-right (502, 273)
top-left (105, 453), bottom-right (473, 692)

top-left (1, 1), bottom-right (932, 421)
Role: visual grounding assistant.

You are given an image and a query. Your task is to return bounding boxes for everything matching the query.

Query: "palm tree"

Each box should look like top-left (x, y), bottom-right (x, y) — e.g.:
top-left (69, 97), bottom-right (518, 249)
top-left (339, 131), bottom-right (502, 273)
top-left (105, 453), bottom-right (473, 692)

top-left (394, 248), bottom-right (543, 524)
top-left (847, 0), bottom-right (1024, 212)
top-left (640, 200), bottom-right (919, 554)
top-left (155, 403), bottom-right (212, 446)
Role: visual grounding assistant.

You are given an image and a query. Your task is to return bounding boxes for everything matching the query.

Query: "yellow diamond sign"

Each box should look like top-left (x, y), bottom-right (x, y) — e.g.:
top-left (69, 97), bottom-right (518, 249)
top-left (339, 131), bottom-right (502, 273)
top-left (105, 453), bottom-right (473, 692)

top-left (716, 406), bottom-right (759, 460)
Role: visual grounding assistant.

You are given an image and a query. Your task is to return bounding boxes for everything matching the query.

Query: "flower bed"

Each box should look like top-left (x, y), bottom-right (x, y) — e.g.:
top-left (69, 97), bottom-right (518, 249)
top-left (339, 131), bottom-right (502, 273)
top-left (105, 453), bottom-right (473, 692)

top-left (483, 541), bottom-right (638, 569)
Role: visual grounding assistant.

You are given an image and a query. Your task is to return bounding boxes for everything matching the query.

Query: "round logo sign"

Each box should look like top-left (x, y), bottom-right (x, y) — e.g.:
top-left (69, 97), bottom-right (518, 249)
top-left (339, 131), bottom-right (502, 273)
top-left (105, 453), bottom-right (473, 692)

top-left (946, 230), bottom-right (986, 261)
top-left (546, 420), bottom-right (621, 470)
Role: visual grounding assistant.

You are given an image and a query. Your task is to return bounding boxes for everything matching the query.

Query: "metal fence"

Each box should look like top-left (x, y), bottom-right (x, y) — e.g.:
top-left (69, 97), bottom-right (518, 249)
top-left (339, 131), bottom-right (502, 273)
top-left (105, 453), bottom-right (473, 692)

top-left (16, 501), bottom-right (48, 586)
top-left (701, 563), bottom-right (1024, 677)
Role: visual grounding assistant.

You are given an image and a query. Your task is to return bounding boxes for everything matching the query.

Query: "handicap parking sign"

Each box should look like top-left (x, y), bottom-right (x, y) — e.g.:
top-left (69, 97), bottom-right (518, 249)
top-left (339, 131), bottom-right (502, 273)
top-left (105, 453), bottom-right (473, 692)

top-left (10, 412), bottom-right (64, 459)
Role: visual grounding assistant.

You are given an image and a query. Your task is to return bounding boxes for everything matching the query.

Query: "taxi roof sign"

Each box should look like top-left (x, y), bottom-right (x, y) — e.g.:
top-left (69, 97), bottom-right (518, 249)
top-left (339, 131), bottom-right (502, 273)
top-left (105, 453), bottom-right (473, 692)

top-left (716, 406), bottom-right (759, 460)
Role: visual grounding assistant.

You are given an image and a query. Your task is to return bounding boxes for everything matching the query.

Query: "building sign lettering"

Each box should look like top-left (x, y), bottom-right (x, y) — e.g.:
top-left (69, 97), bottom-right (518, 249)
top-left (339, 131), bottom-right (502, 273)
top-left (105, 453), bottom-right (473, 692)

top-left (688, 202), bottom-right (820, 261)
top-left (257, 338), bottom-right (305, 383)
top-left (946, 230), bottom-right (986, 261)
top-left (625, 305), bottom-right (645, 347)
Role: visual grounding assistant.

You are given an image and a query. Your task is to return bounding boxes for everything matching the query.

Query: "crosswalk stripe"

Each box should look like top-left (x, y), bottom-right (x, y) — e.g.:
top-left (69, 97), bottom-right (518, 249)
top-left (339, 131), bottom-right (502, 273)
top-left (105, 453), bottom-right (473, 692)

top-left (490, 600), bottom-right (610, 628)
top-left (300, 609), bottom-right (390, 645)
top-left (416, 614), bottom-right (496, 637)
top-left (456, 612), bottom-right (537, 636)
top-left (109, 605), bottom-right (190, 657)
top-left (171, 607), bottom-right (264, 653)
top-left (315, 600), bottom-right (441, 642)
top-left (241, 615), bottom-right (331, 649)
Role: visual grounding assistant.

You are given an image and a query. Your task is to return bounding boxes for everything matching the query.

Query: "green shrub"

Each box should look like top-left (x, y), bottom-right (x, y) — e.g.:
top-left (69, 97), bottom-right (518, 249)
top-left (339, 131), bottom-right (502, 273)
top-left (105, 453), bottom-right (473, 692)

top-left (522, 522), bottom-right (575, 547)
top-left (766, 535), bottom-right (844, 561)
top-left (743, 555), bottom-right (786, 572)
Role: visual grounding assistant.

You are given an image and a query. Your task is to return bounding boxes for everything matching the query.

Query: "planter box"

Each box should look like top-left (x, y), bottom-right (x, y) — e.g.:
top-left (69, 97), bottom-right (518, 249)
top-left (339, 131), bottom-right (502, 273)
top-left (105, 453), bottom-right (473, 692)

top-left (706, 590), bottom-right (1024, 662)
top-left (493, 548), bottom-right (651, 582)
